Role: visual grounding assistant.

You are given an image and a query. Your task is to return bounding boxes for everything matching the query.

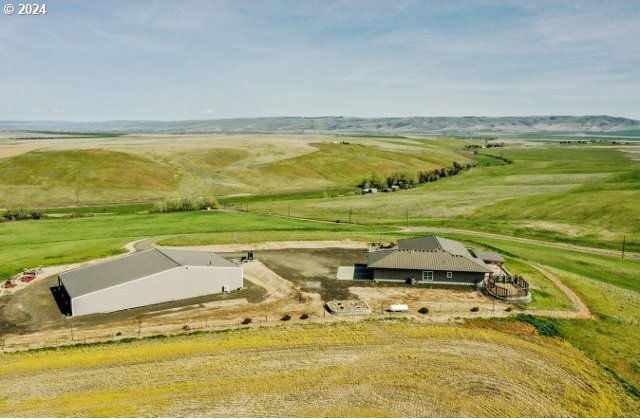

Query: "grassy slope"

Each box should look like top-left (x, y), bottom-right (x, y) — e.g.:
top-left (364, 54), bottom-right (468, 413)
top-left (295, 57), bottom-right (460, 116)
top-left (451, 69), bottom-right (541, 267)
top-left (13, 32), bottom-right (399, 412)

top-left (0, 138), bottom-right (464, 205)
top-left (225, 141), bottom-right (466, 193)
top-left (239, 145), bottom-right (639, 251)
top-left (0, 149), bottom-right (178, 206)
top-left (470, 148), bottom-right (639, 234)
top-left (0, 321), bottom-right (637, 417)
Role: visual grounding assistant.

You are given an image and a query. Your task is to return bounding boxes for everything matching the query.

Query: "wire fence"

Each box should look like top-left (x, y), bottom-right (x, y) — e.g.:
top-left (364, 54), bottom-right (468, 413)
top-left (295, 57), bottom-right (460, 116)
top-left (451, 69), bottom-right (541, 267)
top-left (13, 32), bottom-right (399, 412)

top-left (2, 304), bottom-right (637, 353)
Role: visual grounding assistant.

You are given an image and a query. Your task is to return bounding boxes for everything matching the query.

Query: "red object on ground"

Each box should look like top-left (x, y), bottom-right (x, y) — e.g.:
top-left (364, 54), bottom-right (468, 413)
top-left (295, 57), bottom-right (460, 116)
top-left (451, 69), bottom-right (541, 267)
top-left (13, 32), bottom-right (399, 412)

top-left (20, 275), bottom-right (35, 283)
top-left (3, 281), bottom-right (16, 288)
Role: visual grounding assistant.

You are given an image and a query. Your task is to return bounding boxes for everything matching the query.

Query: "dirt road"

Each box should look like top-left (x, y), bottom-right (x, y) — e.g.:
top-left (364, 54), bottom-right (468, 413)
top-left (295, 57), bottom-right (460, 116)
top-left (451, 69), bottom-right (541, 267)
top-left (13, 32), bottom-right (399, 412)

top-left (524, 264), bottom-right (595, 320)
top-left (405, 226), bottom-right (639, 260)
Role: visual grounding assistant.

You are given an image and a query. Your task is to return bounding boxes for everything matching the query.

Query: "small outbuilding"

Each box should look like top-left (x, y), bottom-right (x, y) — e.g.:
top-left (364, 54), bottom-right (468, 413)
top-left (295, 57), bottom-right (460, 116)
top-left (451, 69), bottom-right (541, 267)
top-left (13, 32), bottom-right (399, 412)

top-left (469, 249), bottom-right (506, 265)
top-left (57, 248), bottom-right (243, 316)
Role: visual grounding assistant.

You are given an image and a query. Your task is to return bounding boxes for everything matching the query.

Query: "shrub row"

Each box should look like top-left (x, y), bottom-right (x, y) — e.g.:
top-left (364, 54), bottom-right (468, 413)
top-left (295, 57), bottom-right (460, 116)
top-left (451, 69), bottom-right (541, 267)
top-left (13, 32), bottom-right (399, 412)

top-left (152, 197), bottom-right (219, 213)
top-left (1, 208), bottom-right (46, 222)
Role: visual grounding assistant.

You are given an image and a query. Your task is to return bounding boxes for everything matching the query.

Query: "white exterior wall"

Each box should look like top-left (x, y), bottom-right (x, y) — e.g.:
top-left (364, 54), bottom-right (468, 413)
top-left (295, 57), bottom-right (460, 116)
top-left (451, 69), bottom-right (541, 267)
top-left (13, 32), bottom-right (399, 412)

top-left (71, 265), bottom-right (243, 316)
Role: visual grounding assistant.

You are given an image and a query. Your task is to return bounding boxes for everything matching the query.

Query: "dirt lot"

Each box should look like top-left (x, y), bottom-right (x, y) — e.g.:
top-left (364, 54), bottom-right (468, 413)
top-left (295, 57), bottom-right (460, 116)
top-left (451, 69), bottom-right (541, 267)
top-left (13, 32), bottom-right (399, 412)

top-left (350, 286), bottom-right (510, 320)
top-left (250, 248), bottom-right (368, 301)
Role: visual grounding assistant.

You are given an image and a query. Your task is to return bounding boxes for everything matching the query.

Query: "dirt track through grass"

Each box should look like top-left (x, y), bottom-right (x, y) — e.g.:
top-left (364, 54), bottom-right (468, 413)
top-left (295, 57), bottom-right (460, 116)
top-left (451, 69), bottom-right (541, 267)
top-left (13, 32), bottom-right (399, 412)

top-left (526, 264), bottom-right (594, 319)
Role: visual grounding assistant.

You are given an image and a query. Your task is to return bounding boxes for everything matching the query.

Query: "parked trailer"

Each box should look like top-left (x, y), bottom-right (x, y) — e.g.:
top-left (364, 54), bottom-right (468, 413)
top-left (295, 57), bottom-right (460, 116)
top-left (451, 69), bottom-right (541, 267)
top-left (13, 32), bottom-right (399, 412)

top-left (388, 303), bottom-right (409, 312)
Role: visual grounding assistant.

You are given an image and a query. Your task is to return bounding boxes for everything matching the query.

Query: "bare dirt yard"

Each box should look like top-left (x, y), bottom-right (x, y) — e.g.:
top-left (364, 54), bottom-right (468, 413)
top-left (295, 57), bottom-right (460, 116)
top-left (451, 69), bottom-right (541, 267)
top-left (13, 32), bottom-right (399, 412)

top-left (350, 286), bottom-right (511, 320)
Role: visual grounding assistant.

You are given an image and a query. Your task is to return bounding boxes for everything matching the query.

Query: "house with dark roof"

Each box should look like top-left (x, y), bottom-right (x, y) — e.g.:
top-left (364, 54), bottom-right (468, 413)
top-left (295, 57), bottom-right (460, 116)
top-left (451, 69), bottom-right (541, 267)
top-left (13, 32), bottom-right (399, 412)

top-left (367, 236), bottom-right (502, 286)
top-left (57, 248), bottom-right (243, 316)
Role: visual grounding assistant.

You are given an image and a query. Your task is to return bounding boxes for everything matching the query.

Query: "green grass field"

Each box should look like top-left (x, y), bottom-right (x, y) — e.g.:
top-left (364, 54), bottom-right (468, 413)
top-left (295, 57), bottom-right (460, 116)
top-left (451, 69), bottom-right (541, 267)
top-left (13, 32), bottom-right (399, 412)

top-left (0, 210), bottom-right (387, 280)
top-left (236, 145), bottom-right (639, 251)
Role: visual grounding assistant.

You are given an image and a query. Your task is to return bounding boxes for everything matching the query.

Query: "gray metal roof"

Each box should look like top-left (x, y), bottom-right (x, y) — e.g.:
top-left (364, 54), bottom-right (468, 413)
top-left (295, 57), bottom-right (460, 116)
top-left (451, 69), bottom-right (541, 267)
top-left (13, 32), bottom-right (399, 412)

top-left (367, 248), bottom-right (492, 273)
top-left (470, 249), bottom-right (506, 263)
top-left (158, 248), bottom-right (237, 268)
top-left (59, 248), bottom-right (237, 298)
top-left (397, 236), bottom-right (473, 258)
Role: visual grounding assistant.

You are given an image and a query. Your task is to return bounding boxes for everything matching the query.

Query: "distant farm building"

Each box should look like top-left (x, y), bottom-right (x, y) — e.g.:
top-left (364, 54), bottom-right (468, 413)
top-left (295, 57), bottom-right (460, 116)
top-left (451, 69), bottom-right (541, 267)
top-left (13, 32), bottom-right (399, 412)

top-left (362, 188), bottom-right (378, 194)
top-left (57, 248), bottom-right (243, 316)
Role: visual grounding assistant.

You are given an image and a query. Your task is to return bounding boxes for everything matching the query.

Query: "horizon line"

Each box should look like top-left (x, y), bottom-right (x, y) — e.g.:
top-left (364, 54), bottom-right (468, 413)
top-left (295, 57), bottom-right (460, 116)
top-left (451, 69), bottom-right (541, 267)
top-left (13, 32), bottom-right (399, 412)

top-left (1, 114), bottom-right (639, 124)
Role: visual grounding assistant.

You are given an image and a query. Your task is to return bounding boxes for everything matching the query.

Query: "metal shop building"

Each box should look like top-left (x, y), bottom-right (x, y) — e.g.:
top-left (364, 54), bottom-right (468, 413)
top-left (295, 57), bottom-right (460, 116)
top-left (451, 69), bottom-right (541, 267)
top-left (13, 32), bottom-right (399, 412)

top-left (57, 248), bottom-right (243, 316)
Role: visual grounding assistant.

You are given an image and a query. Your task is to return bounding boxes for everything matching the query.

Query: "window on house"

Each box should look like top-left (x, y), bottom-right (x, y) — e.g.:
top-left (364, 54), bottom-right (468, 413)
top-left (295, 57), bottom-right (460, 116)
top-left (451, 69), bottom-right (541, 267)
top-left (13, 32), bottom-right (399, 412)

top-left (422, 271), bottom-right (433, 281)
top-left (447, 271), bottom-right (453, 279)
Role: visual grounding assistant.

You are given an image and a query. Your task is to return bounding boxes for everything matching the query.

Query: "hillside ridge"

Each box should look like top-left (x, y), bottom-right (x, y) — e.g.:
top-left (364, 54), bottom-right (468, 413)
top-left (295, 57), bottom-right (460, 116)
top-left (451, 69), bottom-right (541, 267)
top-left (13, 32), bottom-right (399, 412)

top-left (1, 115), bottom-right (639, 135)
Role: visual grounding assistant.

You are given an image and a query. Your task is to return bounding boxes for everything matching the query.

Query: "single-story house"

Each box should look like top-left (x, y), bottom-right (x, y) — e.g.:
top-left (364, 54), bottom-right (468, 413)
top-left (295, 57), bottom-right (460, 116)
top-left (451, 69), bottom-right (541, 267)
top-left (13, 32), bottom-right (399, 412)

top-left (57, 248), bottom-right (243, 316)
top-left (367, 236), bottom-right (502, 286)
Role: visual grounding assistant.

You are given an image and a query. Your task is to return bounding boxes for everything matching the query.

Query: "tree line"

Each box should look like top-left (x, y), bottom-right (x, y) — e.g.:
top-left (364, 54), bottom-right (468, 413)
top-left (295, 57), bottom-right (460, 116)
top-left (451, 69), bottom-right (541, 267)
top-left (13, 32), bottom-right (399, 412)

top-left (358, 161), bottom-right (476, 190)
top-left (464, 143), bottom-right (505, 150)
top-left (152, 197), bottom-right (219, 213)
top-left (0, 208), bottom-right (45, 222)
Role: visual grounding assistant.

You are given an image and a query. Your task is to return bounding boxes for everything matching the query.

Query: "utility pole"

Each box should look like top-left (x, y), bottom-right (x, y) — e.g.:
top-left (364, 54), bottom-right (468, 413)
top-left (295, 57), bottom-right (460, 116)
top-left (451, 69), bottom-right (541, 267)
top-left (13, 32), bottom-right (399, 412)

top-left (622, 235), bottom-right (626, 259)
top-left (349, 205), bottom-right (352, 223)
top-left (406, 209), bottom-right (409, 229)
top-left (288, 203), bottom-right (291, 217)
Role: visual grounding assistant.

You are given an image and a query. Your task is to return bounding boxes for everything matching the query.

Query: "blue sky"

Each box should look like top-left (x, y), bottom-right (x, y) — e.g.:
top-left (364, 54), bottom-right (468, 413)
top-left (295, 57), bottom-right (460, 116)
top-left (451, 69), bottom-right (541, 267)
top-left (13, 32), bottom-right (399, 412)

top-left (1, 0), bottom-right (639, 121)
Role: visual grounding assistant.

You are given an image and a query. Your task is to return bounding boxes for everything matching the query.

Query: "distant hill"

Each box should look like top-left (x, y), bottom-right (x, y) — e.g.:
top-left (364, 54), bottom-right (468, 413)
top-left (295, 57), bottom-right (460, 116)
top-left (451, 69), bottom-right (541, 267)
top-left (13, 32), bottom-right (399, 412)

top-left (1, 115), bottom-right (640, 136)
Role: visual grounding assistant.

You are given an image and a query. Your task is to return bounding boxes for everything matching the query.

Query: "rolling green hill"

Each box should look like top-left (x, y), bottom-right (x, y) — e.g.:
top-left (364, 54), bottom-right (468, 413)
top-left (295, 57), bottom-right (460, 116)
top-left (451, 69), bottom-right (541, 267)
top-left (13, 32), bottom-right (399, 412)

top-left (236, 145), bottom-right (639, 250)
top-left (0, 138), bottom-right (466, 205)
top-left (0, 149), bottom-right (179, 205)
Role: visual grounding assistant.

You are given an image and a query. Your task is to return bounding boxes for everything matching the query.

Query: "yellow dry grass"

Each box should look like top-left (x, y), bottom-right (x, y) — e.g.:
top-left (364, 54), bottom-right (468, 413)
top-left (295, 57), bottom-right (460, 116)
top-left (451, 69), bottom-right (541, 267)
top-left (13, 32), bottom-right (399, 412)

top-left (0, 320), bottom-right (637, 417)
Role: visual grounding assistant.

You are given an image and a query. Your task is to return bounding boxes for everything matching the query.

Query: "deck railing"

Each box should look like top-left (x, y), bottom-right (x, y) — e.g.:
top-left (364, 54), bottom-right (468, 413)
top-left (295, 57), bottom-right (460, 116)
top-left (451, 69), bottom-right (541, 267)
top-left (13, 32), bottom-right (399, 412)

top-left (485, 274), bottom-right (529, 299)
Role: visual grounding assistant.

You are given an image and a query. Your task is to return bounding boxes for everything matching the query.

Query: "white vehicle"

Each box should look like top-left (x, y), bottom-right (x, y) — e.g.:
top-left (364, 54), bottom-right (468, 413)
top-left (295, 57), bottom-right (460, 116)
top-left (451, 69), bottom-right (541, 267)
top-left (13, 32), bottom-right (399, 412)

top-left (388, 303), bottom-right (409, 312)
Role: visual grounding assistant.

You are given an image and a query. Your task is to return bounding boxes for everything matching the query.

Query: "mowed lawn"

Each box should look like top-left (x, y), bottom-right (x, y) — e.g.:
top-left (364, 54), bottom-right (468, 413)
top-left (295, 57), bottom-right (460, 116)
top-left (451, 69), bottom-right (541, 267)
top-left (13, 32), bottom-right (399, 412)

top-left (0, 321), bottom-right (637, 417)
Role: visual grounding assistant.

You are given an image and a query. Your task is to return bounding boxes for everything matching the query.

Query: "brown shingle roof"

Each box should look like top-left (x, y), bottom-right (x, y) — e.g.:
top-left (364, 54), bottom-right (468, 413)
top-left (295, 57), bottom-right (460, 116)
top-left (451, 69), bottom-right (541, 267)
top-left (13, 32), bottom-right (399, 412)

top-left (367, 248), bottom-right (492, 273)
top-left (397, 236), bottom-right (473, 258)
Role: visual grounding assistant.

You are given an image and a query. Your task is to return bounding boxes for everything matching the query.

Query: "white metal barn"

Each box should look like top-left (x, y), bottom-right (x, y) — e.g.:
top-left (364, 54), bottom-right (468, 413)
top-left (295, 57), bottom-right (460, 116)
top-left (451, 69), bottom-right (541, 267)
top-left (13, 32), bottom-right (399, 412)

top-left (57, 248), bottom-right (243, 316)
